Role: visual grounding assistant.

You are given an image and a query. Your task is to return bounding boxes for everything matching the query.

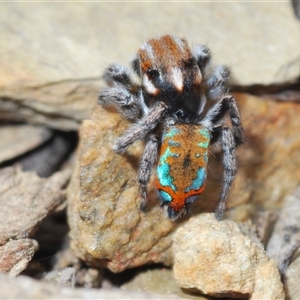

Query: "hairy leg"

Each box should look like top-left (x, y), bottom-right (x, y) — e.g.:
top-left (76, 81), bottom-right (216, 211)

top-left (113, 101), bottom-right (168, 153)
top-left (279, 240), bottom-right (300, 281)
top-left (138, 134), bottom-right (158, 211)
top-left (206, 66), bottom-right (230, 101)
top-left (193, 45), bottom-right (211, 75)
top-left (201, 95), bottom-right (244, 146)
top-left (215, 127), bottom-right (237, 221)
top-left (99, 64), bottom-right (143, 119)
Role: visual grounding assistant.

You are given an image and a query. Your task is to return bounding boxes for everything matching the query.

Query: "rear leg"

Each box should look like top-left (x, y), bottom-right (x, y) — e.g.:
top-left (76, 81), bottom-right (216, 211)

top-left (199, 95), bottom-right (244, 220)
top-left (214, 127), bottom-right (237, 221)
top-left (138, 134), bottom-right (159, 211)
top-left (201, 95), bottom-right (244, 146)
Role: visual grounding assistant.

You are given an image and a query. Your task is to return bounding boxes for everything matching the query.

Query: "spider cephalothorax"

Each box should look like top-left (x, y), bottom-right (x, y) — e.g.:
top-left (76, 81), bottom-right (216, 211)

top-left (99, 35), bottom-right (244, 220)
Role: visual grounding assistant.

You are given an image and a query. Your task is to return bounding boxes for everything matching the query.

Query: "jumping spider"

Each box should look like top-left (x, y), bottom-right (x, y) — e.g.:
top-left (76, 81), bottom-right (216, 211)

top-left (99, 35), bottom-right (244, 220)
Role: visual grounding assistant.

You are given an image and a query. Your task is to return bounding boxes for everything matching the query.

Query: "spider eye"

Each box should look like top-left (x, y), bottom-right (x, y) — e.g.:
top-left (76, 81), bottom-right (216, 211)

top-left (175, 109), bottom-right (189, 120)
top-left (184, 57), bottom-right (197, 68)
top-left (146, 68), bottom-right (160, 80)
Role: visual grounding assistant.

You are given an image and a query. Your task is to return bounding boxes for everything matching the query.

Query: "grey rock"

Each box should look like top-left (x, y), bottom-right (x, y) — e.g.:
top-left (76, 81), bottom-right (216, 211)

top-left (0, 124), bottom-right (52, 164)
top-left (43, 267), bottom-right (76, 288)
top-left (0, 166), bottom-right (70, 245)
top-left (0, 3), bottom-right (299, 129)
top-left (0, 166), bottom-right (71, 276)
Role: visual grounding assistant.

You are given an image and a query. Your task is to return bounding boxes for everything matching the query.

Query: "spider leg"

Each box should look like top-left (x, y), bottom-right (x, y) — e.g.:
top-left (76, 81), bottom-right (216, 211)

top-left (279, 240), bottom-right (300, 281)
top-left (190, 45), bottom-right (212, 114)
top-left (199, 95), bottom-right (244, 220)
top-left (206, 66), bottom-right (230, 101)
top-left (193, 45), bottom-right (211, 75)
top-left (215, 126), bottom-right (237, 221)
top-left (201, 95), bottom-right (244, 146)
top-left (99, 64), bottom-right (144, 120)
top-left (138, 134), bottom-right (158, 211)
top-left (99, 86), bottom-right (141, 120)
top-left (113, 101), bottom-right (167, 153)
top-left (103, 63), bottom-right (135, 88)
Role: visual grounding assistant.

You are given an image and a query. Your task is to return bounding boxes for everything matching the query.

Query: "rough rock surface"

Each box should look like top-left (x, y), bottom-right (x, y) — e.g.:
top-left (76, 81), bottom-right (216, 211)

top-left (267, 187), bottom-right (300, 263)
top-left (173, 213), bottom-right (284, 299)
top-left (68, 107), bottom-right (174, 273)
top-left (0, 3), bottom-right (299, 130)
top-left (0, 239), bottom-right (39, 277)
top-left (0, 166), bottom-right (70, 244)
top-left (43, 267), bottom-right (76, 288)
top-left (227, 93), bottom-right (300, 221)
top-left (0, 166), bottom-right (70, 275)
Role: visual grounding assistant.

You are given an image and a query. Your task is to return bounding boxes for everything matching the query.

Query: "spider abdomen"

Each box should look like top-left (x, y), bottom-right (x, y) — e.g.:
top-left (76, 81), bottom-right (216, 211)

top-left (156, 123), bottom-right (210, 218)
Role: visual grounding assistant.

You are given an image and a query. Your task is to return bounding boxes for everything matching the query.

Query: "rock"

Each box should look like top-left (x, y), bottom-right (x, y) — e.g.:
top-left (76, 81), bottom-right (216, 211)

top-left (227, 93), bottom-right (300, 221)
top-left (266, 187), bottom-right (300, 263)
top-left (68, 90), bottom-right (300, 272)
top-left (0, 166), bottom-right (71, 275)
top-left (0, 166), bottom-right (70, 245)
top-left (0, 239), bottom-right (38, 276)
top-left (0, 124), bottom-right (52, 164)
top-left (75, 267), bottom-right (103, 289)
top-left (0, 3), bottom-right (299, 130)
top-left (122, 268), bottom-right (209, 300)
top-left (284, 251), bottom-right (300, 300)
top-left (47, 237), bottom-right (103, 289)
top-left (68, 107), bottom-right (174, 273)
top-left (0, 273), bottom-right (178, 299)
top-left (43, 267), bottom-right (76, 288)
top-left (173, 213), bottom-right (284, 299)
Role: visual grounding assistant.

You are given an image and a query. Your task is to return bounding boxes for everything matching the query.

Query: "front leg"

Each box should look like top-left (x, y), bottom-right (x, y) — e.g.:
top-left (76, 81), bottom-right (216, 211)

top-left (193, 45), bottom-right (211, 75)
top-left (206, 66), bottom-right (230, 101)
top-left (138, 134), bottom-right (158, 211)
top-left (113, 101), bottom-right (167, 153)
top-left (99, 87), bottom-right (141, 120)
top-left (99, 64), bottom-right (142, 120)
top-left (215, 127), bottom-right (237, 221)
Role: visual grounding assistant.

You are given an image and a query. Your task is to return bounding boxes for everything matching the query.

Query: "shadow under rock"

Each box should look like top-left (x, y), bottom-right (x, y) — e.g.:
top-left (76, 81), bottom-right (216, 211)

top-left (22, 209), bottom-right (69, 279)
